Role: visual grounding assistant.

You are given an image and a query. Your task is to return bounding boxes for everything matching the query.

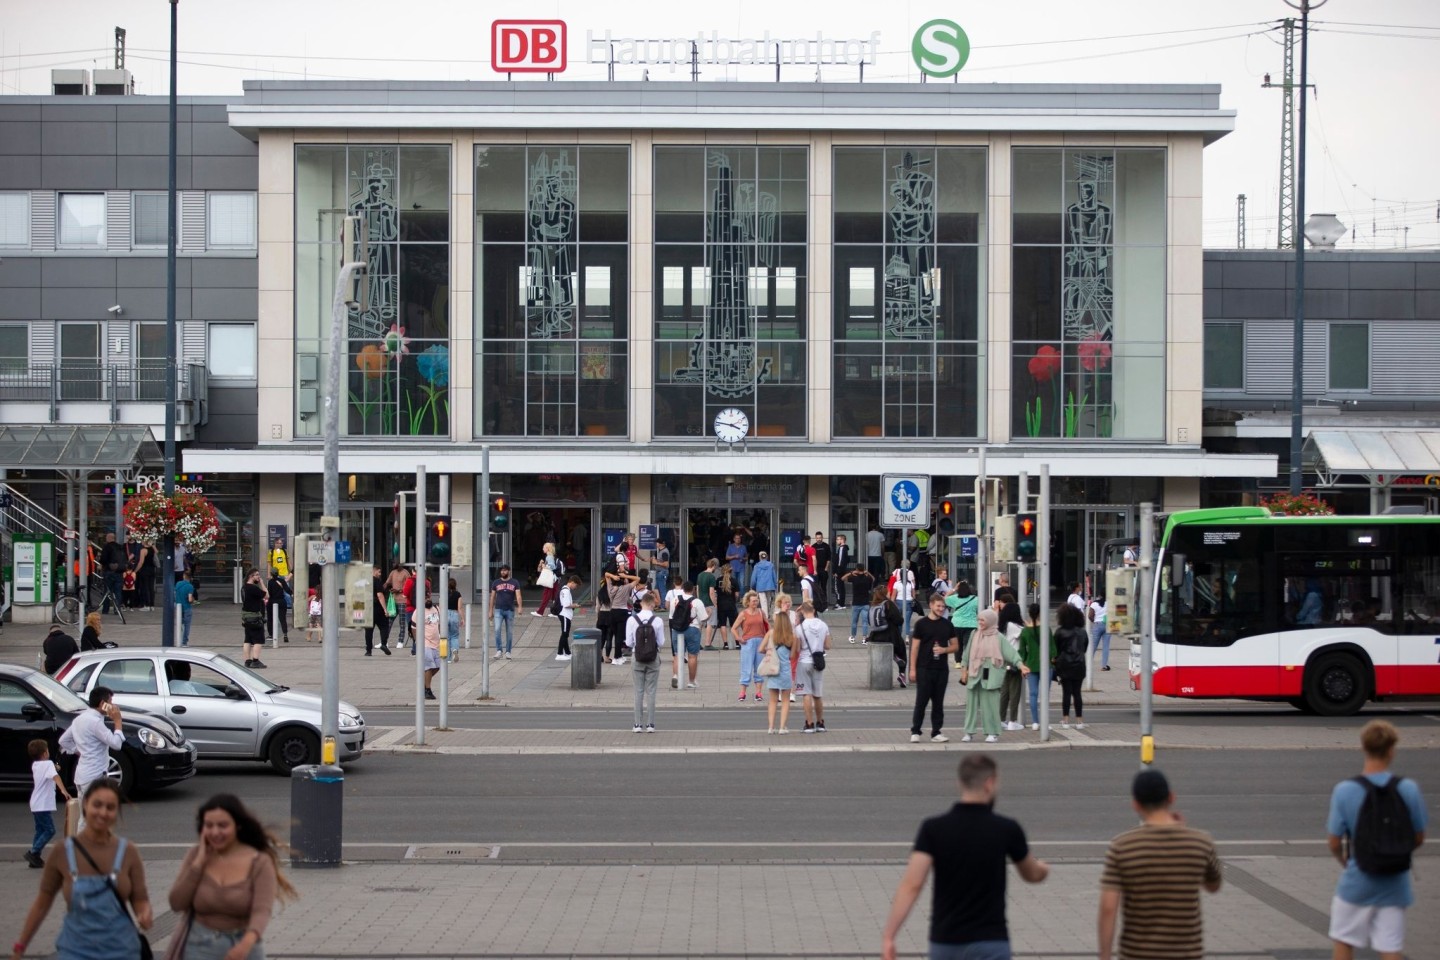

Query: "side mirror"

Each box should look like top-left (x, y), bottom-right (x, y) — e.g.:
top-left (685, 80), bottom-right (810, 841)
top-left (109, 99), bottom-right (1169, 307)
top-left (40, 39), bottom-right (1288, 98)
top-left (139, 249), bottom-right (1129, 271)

top-left (21, 702), bottom-right (46, 721)
top-left (1170, 552), bottom-right (1186, 586)
top-left (224, 684), bottom-right (248, 701)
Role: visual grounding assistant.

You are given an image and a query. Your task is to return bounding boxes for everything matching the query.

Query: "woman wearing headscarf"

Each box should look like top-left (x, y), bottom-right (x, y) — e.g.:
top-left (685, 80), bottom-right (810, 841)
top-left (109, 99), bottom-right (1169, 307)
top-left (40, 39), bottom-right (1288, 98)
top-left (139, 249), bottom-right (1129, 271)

top-left (960, 608), bottom-right (1028, 743)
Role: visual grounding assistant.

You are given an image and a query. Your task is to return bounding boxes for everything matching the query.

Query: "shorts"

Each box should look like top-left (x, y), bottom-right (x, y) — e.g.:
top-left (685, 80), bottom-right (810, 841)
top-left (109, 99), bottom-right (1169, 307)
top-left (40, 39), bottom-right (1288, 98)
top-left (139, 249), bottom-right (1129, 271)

top-left (796, 662), bottom-right (824, 698)
top-left (422, 647), bottom-right (441, 670)
top-left (683, 626), bottom-right (702, 655)
top-left (309, 614), bottom-right (322, 628)
top-left (705, 606), bottom-right (718, 627)
top-left (1329, 896), bottom-right (1405, 953)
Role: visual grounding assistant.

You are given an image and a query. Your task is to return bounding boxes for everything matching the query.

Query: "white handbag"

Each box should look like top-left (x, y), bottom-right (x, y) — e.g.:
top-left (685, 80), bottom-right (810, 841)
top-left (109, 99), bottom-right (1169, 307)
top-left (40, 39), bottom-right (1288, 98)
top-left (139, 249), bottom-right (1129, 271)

top-left (537, 567), bottom-right (557, 588)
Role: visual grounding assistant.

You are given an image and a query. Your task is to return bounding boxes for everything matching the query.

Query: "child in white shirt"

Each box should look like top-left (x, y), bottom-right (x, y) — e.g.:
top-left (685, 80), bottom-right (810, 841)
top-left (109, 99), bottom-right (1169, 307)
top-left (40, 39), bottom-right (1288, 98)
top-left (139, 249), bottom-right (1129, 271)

top-left (556, 576), bottom-right (579, 661)
top-left (27, 739), bottom-right (69, 868)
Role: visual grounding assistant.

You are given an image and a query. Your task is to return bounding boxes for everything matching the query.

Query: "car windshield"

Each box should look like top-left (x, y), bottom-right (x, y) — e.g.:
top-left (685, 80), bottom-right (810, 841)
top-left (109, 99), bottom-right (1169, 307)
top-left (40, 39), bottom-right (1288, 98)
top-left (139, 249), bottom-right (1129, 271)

top-left (26, 669), bottom-right (89, 713)
top-left (211, 653), bottom-right (286, 693)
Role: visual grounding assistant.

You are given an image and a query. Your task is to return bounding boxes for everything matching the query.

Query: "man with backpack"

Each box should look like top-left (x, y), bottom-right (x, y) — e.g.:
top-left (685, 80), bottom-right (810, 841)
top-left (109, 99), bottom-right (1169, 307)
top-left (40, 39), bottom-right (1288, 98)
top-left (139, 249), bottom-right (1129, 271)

top-left (626, 590), bottom-right (668, 733)
top-left (668, 582), bottom-right (706, 690)
top-left (1325, 720), bottom-right (1427, 960)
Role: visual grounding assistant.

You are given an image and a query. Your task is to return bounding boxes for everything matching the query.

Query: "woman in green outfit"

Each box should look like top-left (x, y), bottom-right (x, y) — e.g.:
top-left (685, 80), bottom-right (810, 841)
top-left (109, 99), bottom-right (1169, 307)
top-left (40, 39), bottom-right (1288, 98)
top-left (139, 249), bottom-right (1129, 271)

top-left (960, 608), bottom-right (1030, 742)
top-left (944, 580), bottom-right (979, 670)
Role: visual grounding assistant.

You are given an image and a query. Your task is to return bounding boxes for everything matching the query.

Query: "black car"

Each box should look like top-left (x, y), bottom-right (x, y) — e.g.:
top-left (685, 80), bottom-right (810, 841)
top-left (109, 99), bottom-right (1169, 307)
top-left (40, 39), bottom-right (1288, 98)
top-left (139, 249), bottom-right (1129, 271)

top-left (0, 663), bottom-right (196, 798)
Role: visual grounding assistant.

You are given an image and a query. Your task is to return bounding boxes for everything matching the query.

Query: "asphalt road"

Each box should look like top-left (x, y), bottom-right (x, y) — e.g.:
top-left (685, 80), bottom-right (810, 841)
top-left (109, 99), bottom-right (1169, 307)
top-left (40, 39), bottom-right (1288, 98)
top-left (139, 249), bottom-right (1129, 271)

top-left (5, 738), bottom-right (1436, 861)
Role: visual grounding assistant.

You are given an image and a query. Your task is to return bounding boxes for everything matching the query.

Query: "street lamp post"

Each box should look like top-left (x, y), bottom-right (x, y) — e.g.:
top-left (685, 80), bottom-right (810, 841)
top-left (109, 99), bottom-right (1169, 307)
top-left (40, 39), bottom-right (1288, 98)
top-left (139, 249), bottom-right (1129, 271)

top-left (161, 0), bottom-right (179, 646)
top-left (1287, 0), bottom-right (1325, 494)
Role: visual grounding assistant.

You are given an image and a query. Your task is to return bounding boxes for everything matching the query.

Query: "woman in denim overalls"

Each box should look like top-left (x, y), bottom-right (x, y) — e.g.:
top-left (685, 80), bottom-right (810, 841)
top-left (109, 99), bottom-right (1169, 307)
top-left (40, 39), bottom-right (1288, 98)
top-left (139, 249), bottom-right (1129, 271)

top-left (11, 779), bottom-right (152, 960)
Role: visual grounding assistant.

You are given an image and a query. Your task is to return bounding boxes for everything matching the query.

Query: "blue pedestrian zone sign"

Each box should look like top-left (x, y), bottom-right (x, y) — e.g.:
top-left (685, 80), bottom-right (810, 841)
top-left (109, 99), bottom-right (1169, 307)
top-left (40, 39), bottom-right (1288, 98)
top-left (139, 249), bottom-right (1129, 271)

top-left (335, 541), bottom-right (352, 564)
top-left (960, 536), bottom-right (978, 557)
top-left (880, 474), bottom-right (931, 529)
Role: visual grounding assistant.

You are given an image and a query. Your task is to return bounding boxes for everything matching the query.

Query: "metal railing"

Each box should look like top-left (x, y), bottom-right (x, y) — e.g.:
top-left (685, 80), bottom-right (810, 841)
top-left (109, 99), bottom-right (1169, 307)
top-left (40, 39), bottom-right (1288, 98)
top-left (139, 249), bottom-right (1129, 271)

top-left (0, 362), bottom-right (208, 424)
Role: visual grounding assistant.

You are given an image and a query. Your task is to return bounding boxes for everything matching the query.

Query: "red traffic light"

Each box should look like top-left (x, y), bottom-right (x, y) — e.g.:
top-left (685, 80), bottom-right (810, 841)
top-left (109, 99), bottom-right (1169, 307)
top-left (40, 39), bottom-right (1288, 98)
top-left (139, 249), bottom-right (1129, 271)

top-left (1018, 516), bottom-right (1035, 537)
top-left (940, 500), bottom-right (954, 517)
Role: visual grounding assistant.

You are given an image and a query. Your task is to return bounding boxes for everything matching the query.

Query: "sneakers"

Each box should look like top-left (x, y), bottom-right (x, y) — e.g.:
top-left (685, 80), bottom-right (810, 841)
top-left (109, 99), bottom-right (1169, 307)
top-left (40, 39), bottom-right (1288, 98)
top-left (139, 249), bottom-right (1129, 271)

top-left (802, 723), bottom-right (816, 734)
top-left (861, 638), bottom-right (869, 645)
top-left (555, 654), bottom-right (567, 661)
top-left (1030, 722), bottom-right (1039, 731)
top-left (493, 650), bottom-right (503, 660)
top-left (633, 724), bottom-right (643, 733)
top-left (931, 734), bottom-right (949, 743)
top-left (24, 850), bottom-right (43, 868)
top-left (1075, 722), bottom-right (1087, 730)
top-left (671, 676), bottom-right (679, 689)
top-left (777, 727), bottom-right (790, 735)
top-left (848, 635), bottom-right (856, 644)
top-left (960, 734), bottom-right (973, 743)
top-left (722, 643), bottom-right (730, 650)
top-left (686, 682), bottom-right (697, 689)
top-left (910, 733), bottom-right (922, 743)
top-left (530, 611), bottom-right (544, 617)
top-left (381, 646), bottom-right (391, 656)
top-left (613, 657), bottom-right (626, 666)
top-left (645, 725), bottom-right (656, 734)
top-left (984, 734), bottom-right (999, 743)
top-left (1102, 665), bottom-right (1111, 671)
top-left (1061, 721), bottom-right (1071, 729)
top-left (250, 659), bottom-right (268, 669)
top-left (768, 728), bottom-right (777, 735)
top-left (364, 651), bottom-right (373, 657)
top-left (504, 652), bottom-right (513, 660)
top-left (738, 692), bottom-right (747, 702)
top-left (897, 674), bottom-right (907, 688)
top-left (816, 721), bottom-right (827, 733)
top-left (424, 689), bottom-right (436, 700)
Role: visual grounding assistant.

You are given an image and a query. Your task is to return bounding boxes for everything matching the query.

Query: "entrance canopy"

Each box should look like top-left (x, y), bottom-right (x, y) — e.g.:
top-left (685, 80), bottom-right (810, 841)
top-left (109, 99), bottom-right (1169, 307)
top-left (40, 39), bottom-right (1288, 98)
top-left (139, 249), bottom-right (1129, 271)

top-left (0, 424), bottom-right (160, 471)
top-left (1304, 430), bottom-right (1440, 486)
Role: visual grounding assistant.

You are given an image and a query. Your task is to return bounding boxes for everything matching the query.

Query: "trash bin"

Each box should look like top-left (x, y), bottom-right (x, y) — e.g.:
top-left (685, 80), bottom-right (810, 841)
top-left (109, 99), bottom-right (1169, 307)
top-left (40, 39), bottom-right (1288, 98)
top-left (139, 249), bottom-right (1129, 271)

top-left (869, 640), bottom-right (895, 690)
top-left (571, 627), bottom-right (602, 689)
top-left (290, 763), bottom-right (344, 867)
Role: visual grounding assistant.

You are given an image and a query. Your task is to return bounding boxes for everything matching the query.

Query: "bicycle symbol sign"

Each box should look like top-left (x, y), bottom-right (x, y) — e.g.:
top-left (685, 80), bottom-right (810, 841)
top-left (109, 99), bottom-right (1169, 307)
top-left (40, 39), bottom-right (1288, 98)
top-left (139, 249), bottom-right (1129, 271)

top-left (880, 474), bottom-right (930, 529)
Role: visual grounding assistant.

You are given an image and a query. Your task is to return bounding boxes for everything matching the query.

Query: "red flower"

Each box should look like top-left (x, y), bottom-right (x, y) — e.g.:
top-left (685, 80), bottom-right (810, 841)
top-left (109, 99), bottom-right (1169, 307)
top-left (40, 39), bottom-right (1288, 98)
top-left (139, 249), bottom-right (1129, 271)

top-left (1028, 345), bottom-right (1061, 382)
top-left (1078, 334), bottom-right (1112, 372)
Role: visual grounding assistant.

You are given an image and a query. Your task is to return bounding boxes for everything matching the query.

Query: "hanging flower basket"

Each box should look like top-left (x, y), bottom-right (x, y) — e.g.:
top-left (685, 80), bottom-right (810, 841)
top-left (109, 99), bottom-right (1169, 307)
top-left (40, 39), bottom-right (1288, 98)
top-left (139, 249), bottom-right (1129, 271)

top-left (123, 489), bottom-right (223, 553)
top-left (1260, 490), bottom-right (1335, 516)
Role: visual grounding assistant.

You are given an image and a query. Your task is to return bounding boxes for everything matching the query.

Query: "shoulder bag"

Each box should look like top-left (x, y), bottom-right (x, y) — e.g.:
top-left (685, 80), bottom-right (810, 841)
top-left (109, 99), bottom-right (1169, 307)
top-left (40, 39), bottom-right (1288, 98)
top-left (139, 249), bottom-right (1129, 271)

top-left (537, 566), bottom-right (557, 589)
top-left (806, 624), bottom-right (827, 671)
top-left (757, 638), bottom-right (781, 677)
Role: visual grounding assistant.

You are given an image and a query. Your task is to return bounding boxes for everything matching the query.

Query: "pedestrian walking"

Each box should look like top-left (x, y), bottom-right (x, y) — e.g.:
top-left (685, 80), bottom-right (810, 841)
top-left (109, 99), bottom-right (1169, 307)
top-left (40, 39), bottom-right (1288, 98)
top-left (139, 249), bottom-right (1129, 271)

top-left (1052, 602), bottom-right (1088, 728)
top-left (750, 551), bottom-right (778, 616)
top-left (175, 571), bottom-right (196, 647)
top-left (79, 613), bottom-right (105, 653)
top-left (414, 597), bottom-right (442, 700)
top-left (490, 565), bottom-right (522, 659)
top-left (266, 569), bottom-right (291, 644)
top-left (534, 542), bottom-right (562, 619)
top-left (714, 567), bottom-right (738, 650)
top-left (810, 532), bottom-right (833, 611)
top-left (1089, 595), bottom-right (1110, 670)
top-left (59, 688), bottom-right (125, 807)
top-left (960, 609), bottom-right (1028, 743)
top-left (908, 593), bottom-right (959, 743)
top-left (1017, 604), bottom-right (1043, 730)
top-left (725, 533), bottom-right (749, 592)
top-left (446, 578), bottom-right (464, 663)
top-left (168, 793), bottom-right (298, 960)
top-left (649, 536), bottom-right (671, 600)
top-left (1324, 720), bottom-right (1427, 960)
top-left (240, 569), bottom-right (267, 668)
top-left (668, 581), bottom-right (705, 690)
top-left (734, 591), bottom-right (769, 701)
top-left (943, 581), bottom-right (978, 671)
top-left (626, 591), bottom-right (666, 733)
top-left (364, 565), bottom-right (391, 656)
top-left (697, 558), bottom-right (720, 650)
top-left (386, 564), bottom-right (410, 649)
top-left (24, 739), bottom-right (70, 869)
top-left (1099, 769), bottom-right (1222, 960)
top-left (843, 567), bottom-right (875, 643)
top-left (831, 534), bottom-right (852, 608)
top-left (795, 602), bottom-right (830, 733)
top-left (881, 754), bottom-right (1050, 960)
top-left (12, 779), bottom-right (153, 960)
top-left (555, 575), bottom-right (579, 661)
top-left (761, 607), bottom-right (795, 734)
top-left (996, 593), bottom-right (1026, 731)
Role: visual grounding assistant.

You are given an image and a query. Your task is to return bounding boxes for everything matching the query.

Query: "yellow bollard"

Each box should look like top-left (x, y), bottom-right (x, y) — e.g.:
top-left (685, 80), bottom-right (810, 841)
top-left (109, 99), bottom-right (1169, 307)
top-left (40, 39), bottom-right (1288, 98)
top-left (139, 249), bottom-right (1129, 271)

top-left (1140, 734), bottom-right (1155, 765)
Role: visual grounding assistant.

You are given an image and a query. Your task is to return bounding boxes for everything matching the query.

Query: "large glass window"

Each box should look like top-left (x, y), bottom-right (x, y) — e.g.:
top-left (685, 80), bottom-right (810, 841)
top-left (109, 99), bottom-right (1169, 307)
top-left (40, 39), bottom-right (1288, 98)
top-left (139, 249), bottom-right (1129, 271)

top-left (207, 323), bottom-right (256, 379)
top-left (475, 145), bottom-right (628, 437)
top-left (1204, 322), bottom-right (1244, 390)
top-left (59, 193), bottom-right (105, 248)
top-left (833, 147), bottom-right (985, 438)
top-left (653, 146), bottom-right (807, 439)
top-left (295, 145), bottom-right (450, 437)
top-left (1011, 148), bottom-right (1165, 440)
top-left (206, 192), bottom-right (257, 249)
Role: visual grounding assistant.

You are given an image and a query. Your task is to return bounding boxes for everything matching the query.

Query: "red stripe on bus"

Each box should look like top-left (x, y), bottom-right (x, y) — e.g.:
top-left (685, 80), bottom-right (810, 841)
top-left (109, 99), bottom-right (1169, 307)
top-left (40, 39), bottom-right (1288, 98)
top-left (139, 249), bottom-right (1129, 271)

top-left (1145, 664), bottom-right (1440, 699)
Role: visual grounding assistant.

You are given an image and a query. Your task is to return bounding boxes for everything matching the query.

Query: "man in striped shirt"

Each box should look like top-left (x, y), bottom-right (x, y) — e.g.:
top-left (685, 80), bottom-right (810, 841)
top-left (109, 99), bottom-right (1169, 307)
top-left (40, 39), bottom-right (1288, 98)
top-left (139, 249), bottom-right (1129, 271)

top-left (1098, 769), bottom-right (1222, 960)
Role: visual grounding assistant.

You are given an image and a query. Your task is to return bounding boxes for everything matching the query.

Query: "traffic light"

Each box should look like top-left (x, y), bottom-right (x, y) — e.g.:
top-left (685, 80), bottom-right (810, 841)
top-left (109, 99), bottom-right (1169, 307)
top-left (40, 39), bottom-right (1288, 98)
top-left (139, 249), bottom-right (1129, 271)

top-left (1015, 513), bottom-right (1038, 564)
top-left (427, 515), bottom-right (452, 566)
top-left (490, 494), bottom-right (509, 533)
top-left (938, 499), bottom-right (956, 536)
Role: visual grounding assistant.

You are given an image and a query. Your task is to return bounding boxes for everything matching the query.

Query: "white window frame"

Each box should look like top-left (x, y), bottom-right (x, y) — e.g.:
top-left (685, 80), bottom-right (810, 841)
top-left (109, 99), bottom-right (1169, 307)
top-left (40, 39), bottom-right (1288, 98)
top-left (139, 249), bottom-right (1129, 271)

top-left (207, 322), bottom-right (257, 380)
top-left (205, 192), bottom-right (257, 250)
top-left (58, 192), bottom-right (106, 248)
top-left (0, 192), bottom-right (29, 248)
top-left (131, 192), bottom-right (169, 249)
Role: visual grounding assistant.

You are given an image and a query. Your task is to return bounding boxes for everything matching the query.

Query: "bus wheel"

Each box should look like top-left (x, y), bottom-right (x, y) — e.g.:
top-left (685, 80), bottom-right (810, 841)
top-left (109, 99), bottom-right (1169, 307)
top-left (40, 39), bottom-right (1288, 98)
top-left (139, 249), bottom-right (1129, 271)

top-left (1304, 653), bottom-right (1368, 716)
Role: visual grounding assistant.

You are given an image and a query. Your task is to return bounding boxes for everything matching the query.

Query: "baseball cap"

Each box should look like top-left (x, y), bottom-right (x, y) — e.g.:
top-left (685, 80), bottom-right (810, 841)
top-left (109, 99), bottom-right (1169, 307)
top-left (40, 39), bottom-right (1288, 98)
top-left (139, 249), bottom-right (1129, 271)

top-left (1131, 769), bottom-right (1171, 807)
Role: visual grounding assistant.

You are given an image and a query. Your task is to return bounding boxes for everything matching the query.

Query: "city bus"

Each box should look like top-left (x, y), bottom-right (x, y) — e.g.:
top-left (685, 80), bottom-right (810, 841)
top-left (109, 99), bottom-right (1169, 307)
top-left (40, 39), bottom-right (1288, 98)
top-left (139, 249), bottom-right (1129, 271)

top-left (1139, 507), bottom-right (1440, 715)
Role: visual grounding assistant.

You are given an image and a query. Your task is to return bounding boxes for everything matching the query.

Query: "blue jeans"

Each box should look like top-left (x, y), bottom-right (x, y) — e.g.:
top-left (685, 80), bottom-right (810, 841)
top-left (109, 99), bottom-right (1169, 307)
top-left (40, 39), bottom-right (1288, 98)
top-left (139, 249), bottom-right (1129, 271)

top-left (738, 637), bottom-right (763, 685)
top-left (929, 940), bottom-right (1012, 960)
top-left (850, 603), bottom-right (871, 639)
top-left (653, 569), bottom-right (668, 601)
top-left (447, 610), bottom-right (460, 661)
top-left (180, 604), bottom-right (193, 646)
top-left (1026, 672), bottom-right (1040, 725)
top-left (1091, 622), bottom-right (1109, 667)
top-left (494, 608), bottom-right (514, 652)
top-left (31, 811), bottom-right (55, 855)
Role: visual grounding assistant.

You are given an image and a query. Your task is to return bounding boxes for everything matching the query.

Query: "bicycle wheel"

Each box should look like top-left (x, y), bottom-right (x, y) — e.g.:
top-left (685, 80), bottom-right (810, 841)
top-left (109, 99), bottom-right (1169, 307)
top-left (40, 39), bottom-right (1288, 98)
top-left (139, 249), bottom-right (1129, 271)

top-left (55, 594), bottom-right (80, 626)
top-left (105, 589), bottom-right (126, 624)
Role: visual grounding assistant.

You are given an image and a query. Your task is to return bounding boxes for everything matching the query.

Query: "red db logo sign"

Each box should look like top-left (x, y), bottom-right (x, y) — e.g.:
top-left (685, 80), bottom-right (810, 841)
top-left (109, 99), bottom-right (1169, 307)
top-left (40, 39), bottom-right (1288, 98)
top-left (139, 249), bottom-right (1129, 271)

top-left (492, 20), bottom-right (567, 73)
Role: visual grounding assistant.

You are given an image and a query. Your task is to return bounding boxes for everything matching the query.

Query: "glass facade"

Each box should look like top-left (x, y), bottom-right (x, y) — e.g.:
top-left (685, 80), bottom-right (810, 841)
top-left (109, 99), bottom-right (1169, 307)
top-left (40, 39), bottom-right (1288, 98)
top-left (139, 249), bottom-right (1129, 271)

top-left (294, 144), bottom-right (451, 437)
top-left (832, 147), bottom-right (986, 438)
top-left (475, 146), bottom-right (629, 437)
top-left (653, 146), bottom-right (808, 439)
top-left (1011, 148), bottom-right (1166, 440)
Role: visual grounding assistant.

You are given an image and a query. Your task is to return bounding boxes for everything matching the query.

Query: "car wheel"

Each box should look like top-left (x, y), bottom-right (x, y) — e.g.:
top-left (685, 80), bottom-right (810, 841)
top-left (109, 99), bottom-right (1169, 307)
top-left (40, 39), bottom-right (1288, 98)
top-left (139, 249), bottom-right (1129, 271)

top-left (1304, 652), bottom-right (1368, 716)
top-left (106, 751), bottom-right (136, 799)
top-left (267, 727), bottom-right (319, 774)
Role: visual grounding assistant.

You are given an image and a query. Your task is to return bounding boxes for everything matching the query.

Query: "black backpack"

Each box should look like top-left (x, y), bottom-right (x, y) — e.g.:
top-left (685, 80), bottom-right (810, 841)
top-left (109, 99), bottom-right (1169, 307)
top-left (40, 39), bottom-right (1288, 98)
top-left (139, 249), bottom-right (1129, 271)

top-left (670, 597), bottom-right (695, 632)
top-left (632, 614), bottom-right (659, 664)
top-left (1350, 776), bottom-right (1418, 875)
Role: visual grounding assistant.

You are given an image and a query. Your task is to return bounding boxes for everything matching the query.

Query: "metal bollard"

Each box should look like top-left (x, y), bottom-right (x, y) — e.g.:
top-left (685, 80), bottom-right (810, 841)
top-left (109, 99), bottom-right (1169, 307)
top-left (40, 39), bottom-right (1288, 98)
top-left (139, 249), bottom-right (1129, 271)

top-left (289, 763), bottom-right (344, 868)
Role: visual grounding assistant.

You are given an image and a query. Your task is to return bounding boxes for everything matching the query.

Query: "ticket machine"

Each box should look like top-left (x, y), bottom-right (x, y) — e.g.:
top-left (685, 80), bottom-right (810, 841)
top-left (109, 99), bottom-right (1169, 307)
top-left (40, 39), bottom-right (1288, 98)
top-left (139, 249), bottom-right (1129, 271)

top-left (12, 534), bottom-right (55, 606)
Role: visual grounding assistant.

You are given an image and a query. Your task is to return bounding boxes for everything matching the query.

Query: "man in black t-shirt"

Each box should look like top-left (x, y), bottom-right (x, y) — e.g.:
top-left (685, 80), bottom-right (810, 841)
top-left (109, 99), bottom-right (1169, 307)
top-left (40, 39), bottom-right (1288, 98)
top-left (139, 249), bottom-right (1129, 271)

top-left (810, 532), bottom-right (833, 613)
top-left (908, 593), bottom-right (959, 743)
top-left (882, 755), bottom-right (1050, 960)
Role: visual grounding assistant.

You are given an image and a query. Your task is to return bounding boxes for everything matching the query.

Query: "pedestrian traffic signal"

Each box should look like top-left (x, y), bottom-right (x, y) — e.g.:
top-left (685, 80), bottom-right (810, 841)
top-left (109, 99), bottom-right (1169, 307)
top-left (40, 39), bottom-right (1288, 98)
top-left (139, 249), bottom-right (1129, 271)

top-left (938, 499), bottom-right (956, 536)
top-left (1015, 513), bottom-right (1038, 564)
top-left (490, 495), bottom-right (509, 533)
top-left (427, 515), bottom-right (452, 566)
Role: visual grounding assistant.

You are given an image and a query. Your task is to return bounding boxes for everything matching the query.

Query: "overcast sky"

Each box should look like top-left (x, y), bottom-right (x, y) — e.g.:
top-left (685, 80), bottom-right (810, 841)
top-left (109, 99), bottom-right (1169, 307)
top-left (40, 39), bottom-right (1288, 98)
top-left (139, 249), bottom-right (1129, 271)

top-left (2, 0), bottom-right (1436, 250)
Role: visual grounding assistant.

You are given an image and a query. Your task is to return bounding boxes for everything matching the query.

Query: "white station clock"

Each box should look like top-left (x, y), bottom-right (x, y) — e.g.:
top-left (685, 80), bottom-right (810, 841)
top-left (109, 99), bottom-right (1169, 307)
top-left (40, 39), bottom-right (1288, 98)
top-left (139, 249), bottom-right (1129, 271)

top-left (713, 407), bottom-right (751, 444)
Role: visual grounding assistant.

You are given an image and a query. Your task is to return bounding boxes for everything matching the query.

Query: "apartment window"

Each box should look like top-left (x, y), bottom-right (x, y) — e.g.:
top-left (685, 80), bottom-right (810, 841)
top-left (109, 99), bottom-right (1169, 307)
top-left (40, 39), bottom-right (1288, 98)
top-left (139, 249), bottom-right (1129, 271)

top-left (1329, 323), bottom-right (1369, 391)
top-left (206, 192), bottom-right (257, 249)
top-left (59, 322), bottom-right (101, 399)
top-left (132, 193), bottom-right (168, 247)
top-left (0, 325), bottom-right (27, 374)
top-left (58, 193), bottom-right (106, 247)
top-left (1203, 322), bottom-right (1244, 390)
top-left (0, 193), bottom-right (29, 247)
top-left (208, 323), bottom-right (256, 379)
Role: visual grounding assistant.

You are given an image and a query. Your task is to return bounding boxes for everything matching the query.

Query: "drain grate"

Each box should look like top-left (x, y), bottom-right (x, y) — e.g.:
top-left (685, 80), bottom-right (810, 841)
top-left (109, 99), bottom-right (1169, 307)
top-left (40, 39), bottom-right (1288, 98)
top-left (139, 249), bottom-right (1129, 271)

top-left (406, 843), bottom-right (501, 860)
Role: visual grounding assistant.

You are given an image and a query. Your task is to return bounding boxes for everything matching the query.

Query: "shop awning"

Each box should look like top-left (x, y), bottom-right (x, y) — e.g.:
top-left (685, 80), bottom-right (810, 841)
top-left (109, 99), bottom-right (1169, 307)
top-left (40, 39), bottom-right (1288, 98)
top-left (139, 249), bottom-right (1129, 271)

top-left (0, 424), bottom-right (160, 471)
top-left (1304, 430), bottom-right (1440, 485)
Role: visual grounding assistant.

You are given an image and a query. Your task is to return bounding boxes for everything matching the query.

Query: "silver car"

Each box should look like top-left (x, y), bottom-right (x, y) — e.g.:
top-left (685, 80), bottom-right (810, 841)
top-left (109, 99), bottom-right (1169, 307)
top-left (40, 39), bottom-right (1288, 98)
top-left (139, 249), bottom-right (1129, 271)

top-left (57, 648), bottom-right (365, 774)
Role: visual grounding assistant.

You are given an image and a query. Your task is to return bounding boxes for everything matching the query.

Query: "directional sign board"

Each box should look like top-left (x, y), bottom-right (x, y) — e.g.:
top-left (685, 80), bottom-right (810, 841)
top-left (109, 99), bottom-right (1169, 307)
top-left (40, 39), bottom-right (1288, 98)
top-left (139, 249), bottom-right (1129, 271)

top-left (880, 474), bottom-right (930, 529)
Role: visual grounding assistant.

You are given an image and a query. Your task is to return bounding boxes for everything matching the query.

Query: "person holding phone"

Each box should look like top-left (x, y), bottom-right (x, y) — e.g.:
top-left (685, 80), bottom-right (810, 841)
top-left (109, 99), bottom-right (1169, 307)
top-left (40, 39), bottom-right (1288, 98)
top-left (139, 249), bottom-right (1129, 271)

top-left (960, 608), bottom-right (1029, 744)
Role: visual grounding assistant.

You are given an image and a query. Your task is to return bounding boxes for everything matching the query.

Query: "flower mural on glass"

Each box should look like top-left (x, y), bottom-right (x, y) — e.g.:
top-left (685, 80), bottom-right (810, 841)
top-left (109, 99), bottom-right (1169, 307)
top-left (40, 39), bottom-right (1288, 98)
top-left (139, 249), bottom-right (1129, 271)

top-left (383, 324), bottom-right (411, 359)
top-left (349, 343), bottom-right (388, 429)
top-left (1024, 346), bottom-right (1062, 438)
top-left (408, 343), bottom-right (450, 435)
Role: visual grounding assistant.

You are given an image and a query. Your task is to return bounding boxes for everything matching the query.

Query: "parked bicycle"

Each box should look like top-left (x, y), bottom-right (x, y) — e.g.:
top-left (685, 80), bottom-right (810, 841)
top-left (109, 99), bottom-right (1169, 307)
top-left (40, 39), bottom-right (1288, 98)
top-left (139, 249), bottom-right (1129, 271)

top-left (54, 579), bottom-right (126, 626)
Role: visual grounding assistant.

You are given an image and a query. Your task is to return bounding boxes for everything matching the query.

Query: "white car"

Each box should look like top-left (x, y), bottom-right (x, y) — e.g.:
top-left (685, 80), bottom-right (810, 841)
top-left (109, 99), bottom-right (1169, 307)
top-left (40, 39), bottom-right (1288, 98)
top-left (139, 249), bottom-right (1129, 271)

top-left (57, 648), bottom-right (365, 774)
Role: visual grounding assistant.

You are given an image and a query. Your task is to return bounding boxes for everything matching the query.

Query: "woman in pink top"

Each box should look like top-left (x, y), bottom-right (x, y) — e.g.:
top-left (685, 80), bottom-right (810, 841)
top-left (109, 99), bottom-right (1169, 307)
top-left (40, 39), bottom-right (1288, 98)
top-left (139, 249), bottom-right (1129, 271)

top-left (168, 794), bottom-right (296, 960)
